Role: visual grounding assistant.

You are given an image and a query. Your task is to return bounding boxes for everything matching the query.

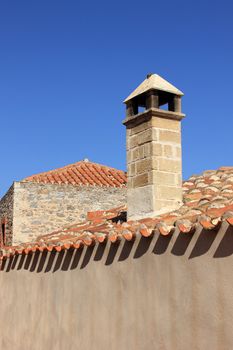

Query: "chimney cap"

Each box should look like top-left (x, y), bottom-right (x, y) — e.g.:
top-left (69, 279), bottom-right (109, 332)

top-left (124, 74), bottom-right (184, 103)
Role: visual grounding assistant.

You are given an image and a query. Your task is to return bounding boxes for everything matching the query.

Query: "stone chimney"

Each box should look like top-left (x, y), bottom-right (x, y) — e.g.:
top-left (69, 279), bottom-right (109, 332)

top-left (123, 74), bottom-right (185, 220)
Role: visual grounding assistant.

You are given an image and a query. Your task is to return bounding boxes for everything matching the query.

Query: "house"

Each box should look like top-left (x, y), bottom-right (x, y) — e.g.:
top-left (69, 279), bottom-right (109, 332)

top-left (0, 159), bottom-right (126, 246)
top-left (0, 74), bottom-right (233, 350)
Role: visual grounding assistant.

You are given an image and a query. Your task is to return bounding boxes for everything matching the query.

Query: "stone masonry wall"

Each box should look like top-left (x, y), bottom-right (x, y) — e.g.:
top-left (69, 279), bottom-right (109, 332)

top-left (0, 185), bottom-right (14, 246)
top-left (126, 116), bottom-right (182, 219)
top-left (13, 181), bottom-right (126, 245)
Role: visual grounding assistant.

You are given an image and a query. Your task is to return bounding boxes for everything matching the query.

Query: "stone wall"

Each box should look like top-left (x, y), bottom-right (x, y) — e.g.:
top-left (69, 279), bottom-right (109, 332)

top-left (12, 181), bottom-right (126, 245)
top-left (0, 223), bottom-right (233, 350)
top-left (126, 113), bottom-right (182, 220)
top-left (0, 185), bottom-right (14, 246)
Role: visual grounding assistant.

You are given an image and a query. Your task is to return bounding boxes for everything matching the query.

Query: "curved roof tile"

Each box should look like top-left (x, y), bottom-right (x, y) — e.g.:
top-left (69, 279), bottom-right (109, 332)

top-left (23, 160), bottom-right (127, 188)
top-left (2, 166), bottom-right (233, 260)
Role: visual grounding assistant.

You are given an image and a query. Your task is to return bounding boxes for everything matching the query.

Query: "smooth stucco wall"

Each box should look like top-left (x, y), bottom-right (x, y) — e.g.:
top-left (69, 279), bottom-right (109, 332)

top-left (0, 223), bottom-right (233, 350)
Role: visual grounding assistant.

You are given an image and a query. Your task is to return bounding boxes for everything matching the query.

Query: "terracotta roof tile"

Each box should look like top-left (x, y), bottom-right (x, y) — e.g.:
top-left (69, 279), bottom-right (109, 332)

top-left (22, 160), bottom-right (127, 188)
top-left (2, 166), bottom-right (233, 260)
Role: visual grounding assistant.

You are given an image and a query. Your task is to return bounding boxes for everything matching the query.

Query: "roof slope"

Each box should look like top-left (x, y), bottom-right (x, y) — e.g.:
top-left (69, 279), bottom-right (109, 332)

top-left (23, 160), bottom-right (127, 188)
top-left (2, 166), bottom-right (233, 258)
top-left (124, 74), bottom-right (184, 103)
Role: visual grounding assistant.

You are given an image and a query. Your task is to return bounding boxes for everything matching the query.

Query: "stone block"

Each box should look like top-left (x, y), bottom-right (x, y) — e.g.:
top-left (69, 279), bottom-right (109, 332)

top-left (129, 135), bottom-right (139, 149)
top-left (136, 158), bottom-right (158, 175)
top-left (176, 147), bottom-right (181, 158)
top-left (159, 130), bottom-right (181, 144)
top-left (150, 143), bottom-right (163, 157)
top-left (153, 199), bottom-right (182, 213)
top-left (175, 173), bottom-right (182, 186)
top-left (163, 145), bottom-right (174, 158)
top-left (132, 148), bottom-right (140, 161)
top-left (127, 178), bottom-right (134, 189)
top-left (128, 163), bottom-right (136, 177)
top-left (128, 121), bottom-right (150, 136)
top-left (127, 185), bottom-right (154, 220)
top-left (157, 186), bottom-right (182, 200)
top-left (133, 173), bottom-right (149, 188)
top-left (158, 158), bottom-right (181, 173)
top-left (127, 150), bottom-right (133, 163)
top-left (136, 159), bottom-right (151, 174)
top-left (138, 128), bottom-right (157, 145)
top-left (151, 117), bottom-right (181, 131)
top-left (138, 145), bottom-right (145, 159)
top-left (149, 171), bottom-right (177, 186)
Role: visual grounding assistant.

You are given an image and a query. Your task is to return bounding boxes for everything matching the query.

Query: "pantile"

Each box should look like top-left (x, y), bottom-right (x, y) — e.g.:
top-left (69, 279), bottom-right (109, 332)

top-left (22, 160), bottom-right (127, 188)
top-left (1, 166), bottom-right (233, 260)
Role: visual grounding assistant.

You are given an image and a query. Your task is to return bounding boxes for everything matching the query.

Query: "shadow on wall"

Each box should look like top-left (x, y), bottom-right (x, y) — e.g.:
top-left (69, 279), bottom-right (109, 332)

top-left (1, 224), bottom-right (233, 274)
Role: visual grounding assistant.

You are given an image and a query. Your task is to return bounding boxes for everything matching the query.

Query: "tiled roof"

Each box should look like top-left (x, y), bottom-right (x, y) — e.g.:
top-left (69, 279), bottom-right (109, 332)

top-left (23, 160), bottom-right (127, 188)
top-left (1, 166), bottom-right (233, 259)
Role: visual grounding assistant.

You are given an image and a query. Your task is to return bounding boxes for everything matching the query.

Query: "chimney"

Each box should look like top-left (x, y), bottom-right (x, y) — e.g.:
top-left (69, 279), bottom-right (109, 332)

top-left (123, 74), bottom-right (185, 220)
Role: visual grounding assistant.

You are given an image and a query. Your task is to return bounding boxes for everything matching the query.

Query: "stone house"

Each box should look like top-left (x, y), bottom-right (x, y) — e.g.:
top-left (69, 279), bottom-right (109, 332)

top-left (0, 159), bottom-right (126, 246)
top-left (0, 74), bottom-right (233, 350)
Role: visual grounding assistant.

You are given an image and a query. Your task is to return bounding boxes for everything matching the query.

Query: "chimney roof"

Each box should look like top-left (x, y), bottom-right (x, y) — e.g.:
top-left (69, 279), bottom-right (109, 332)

top-left (124, 74), bottom-right (184, 103)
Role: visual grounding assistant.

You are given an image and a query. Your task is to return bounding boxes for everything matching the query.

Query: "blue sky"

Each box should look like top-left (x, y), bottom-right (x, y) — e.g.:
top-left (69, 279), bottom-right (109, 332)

top-left (0, 0), bottom-right (232, 196)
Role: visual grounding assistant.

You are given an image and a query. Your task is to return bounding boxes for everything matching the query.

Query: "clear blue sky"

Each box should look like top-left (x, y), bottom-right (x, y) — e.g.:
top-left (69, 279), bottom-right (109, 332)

top-left (0, 0), bottom-right (233, 196)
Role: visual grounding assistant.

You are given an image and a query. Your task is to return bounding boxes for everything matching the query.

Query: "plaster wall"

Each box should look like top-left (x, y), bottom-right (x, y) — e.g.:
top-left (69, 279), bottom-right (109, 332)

top-left (0, 223), bottom-right (233, 350)
top-left (12, 181), bottom-right (126, 245)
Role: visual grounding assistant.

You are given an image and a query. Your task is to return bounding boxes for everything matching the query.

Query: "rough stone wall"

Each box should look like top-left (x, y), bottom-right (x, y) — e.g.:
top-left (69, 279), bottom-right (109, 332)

top-left (127, 116), bottom-right (182, 220)
top-left (13, 181), bottom-right (126, 245)
top-left (0, 185), bottom-right (14, 246)
top-left (0, 223), bottom-right (233, 350)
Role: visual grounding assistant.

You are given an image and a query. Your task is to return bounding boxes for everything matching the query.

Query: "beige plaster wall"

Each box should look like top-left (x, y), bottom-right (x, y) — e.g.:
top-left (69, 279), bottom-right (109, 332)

top-left (0, 223), bottom-right (233, 350)
top-left (12, 181), bottom-right (126, 245)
